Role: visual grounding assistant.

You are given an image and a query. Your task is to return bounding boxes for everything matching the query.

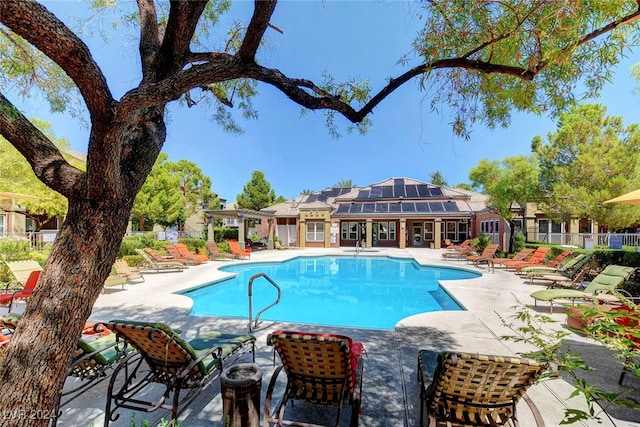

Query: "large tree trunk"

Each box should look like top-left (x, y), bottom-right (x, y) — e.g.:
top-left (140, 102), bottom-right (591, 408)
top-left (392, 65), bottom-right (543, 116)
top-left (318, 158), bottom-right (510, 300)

top-left (0, 197), bottom-right (133, 426)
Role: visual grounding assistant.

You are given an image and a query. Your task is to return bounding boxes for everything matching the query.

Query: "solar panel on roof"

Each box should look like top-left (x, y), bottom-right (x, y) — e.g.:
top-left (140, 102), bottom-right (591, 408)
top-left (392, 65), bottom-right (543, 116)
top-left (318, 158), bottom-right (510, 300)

top-left (375, 203), bottom-right (388, 212)
top-left (382, 186), bottom-right (393, 198)
top-left (394, 178), bottom-right (404, 186)
top-left (445, 202), bottom-right (460, 212)
top-left (357, 190), bottom-right (370, 199)
top-left (402, 202), bottom-right (416, 212)
top-left (405, 185), bottom-right (418, 197)
top-left (363, 203), bottom-right (375, 213)
top-left (370, 188), bottom-right (383, 198)
top-left (415, 202), bottom-right (429, 212)
top-left (394, 185), bottom-right (405, 198)
top-left (429, 202), bottom-right (445, 212)
top-left (307, 195), bottom-right (318, 202)
top-left (388, 203), bottom-right (401, 212)
top-left (335, 205), bottom-right (350, 214)
top-left (429, 187), bottom-right (444, 197)
top-left (350, 204), bottom-right (363, 213)
top-left (417, 185), bottom-right (430, 197)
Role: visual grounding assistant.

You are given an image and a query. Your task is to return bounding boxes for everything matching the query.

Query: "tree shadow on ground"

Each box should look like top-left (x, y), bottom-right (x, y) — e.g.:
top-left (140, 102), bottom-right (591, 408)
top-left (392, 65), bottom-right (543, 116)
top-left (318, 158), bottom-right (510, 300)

top-left (561, 338), bottom-right (640, 423)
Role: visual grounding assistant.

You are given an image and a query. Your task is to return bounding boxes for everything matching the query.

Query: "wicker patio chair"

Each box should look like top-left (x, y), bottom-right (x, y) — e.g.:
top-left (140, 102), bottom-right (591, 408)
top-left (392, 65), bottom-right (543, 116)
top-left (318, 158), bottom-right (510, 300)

top-left (0, 314), bottom-right (131, 426)
top-left (103, 320), bottom-right (255, 426)
top-left (264, 330), bottom-right (365, 427)
top-left (418, 351), bottom-right (547, 427)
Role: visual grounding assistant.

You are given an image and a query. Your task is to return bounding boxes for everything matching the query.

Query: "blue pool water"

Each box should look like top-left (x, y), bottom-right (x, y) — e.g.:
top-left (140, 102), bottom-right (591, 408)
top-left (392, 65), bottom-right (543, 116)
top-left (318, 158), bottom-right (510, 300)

top-left (181, 256), bottom-right (480, 330)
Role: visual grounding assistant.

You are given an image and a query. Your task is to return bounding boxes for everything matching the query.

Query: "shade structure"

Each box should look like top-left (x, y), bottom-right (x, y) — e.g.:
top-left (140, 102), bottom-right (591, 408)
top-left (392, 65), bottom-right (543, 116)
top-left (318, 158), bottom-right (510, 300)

top-left (603, 189), bottom-right (640, 206)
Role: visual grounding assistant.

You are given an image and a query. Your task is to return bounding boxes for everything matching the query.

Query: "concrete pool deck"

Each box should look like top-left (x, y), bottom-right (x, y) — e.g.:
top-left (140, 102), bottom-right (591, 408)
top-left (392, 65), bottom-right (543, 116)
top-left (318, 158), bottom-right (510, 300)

top-left (56, 247), bottom-right (639, 426)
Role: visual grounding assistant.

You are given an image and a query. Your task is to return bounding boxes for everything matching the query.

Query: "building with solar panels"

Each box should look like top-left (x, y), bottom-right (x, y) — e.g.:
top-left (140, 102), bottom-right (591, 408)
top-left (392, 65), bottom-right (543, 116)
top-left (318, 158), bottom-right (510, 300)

top-left (261, 177), bottom-right (511, 250)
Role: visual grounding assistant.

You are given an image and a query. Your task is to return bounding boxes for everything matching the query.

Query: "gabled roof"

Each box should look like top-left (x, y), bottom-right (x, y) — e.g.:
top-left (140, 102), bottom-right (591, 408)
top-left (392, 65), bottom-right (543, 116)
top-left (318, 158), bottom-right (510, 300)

top-left (262, 177), bottom-right (488, 218)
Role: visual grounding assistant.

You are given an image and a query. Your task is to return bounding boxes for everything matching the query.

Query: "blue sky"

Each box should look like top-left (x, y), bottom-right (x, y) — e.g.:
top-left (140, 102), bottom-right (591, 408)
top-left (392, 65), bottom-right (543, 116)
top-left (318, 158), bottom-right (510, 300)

top-left (23, 1), bottom-right (640, 201)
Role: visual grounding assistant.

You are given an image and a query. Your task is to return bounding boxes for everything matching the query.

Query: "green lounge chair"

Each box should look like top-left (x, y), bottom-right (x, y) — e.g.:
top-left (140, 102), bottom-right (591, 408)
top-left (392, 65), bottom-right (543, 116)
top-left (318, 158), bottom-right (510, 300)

top-left (104, 320), bottom-right (255, 425)
top-left (0, 314), bottom-right (131, 426)
top-left (524, 254), bottom-right (592, 284)
top-left (135, 248), bottom-right (185, 273)
top-left (530, 265), bottom-right (635, 313)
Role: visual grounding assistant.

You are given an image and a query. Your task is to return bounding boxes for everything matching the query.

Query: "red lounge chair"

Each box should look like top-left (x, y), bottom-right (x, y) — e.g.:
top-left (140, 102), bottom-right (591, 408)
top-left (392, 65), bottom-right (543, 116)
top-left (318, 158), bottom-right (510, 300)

top-left (0, 270), bottom-right (41, 312)
top-left (228, 239), bottom-right (251, 259)
top-left (164, 244), bottom-right (202, 265)
top-left (175, 243), bottom-right (208, 263)
top-left (504, 247), bottom-right (550, 272)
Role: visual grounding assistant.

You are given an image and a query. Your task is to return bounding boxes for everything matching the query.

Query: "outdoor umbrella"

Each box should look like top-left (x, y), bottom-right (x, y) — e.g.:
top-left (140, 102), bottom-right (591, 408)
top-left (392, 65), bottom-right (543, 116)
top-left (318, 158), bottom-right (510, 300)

top-left (603, 189), bottom-right (640, 206)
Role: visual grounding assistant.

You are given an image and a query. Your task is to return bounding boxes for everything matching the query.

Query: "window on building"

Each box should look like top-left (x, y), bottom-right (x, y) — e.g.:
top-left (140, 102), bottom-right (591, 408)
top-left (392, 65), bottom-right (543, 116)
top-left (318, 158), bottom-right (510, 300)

top-left (374, 221), bottom-right (396, 241)
top-left (306, 221), bottom-right (325, 242)
top-left (378, 222), bottom-right (388, 240)
top-left (445, 221), bottom-right (457, 241)
top-left (0, 214), bottom-right (5, 237)
top-left (424, 221), bottom-right (434, 241)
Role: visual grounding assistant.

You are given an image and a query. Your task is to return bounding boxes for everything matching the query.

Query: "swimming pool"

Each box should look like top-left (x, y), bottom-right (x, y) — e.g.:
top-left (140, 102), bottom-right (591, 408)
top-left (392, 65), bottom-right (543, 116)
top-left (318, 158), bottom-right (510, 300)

top-left (181, 256), bottom-right (480, 330)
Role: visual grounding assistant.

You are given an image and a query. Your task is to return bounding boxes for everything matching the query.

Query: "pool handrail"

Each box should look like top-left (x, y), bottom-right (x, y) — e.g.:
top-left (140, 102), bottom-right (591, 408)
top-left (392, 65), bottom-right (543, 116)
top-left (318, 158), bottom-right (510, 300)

top-left (248, 272), bottom-right (282, 332)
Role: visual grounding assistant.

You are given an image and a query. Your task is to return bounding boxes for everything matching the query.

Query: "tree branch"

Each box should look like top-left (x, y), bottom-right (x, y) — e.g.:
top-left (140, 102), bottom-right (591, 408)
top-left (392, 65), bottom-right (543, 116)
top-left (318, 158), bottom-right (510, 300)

top-left (0, 0), bottom-right (114, 127)
top-left (156, 0), bottom-right (208, 77)
top-left (238, 0), bottom-right (277, 62)
top-left (0, 92), bottom-right (84, 197)
top-left (137, 0), bottom-right (161, 79)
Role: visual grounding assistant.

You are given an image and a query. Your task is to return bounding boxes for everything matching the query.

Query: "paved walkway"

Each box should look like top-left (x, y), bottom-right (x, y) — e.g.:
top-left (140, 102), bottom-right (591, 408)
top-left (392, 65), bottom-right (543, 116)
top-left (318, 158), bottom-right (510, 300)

top-left (56, 247), bottom-right (639, 426)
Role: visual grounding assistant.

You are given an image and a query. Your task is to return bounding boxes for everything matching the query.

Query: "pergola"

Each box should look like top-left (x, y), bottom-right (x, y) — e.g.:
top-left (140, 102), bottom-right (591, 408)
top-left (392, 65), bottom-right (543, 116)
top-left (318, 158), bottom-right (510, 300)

top-left (204, 208), bottom-right (275, 250)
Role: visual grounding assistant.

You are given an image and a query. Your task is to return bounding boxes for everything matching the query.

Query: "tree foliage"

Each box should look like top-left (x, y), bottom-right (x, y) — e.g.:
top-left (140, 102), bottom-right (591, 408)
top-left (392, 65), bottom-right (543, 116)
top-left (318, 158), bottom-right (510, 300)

top-left (132, 153), bottom-right (216, 230)
top-left (1, 0), bottom-right (640, 423)
top-left (334, 179), bottom-right (355, 188)
top-left (236, 170), bottom-right (281, 211)
top-left (469, 155), bottom-right (542, 251)
top-left (469, 155), bottom-right (542, 219)
top-left (429, 171), bottom-right (448, 187)
top-left (534, 103), bottom-right (640, 229)
top-left (0, 120), bottom-right (82, 231)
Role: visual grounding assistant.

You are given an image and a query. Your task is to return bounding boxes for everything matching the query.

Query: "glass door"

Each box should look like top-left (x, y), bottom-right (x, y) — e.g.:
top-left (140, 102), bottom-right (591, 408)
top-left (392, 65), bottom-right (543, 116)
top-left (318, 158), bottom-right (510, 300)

top-left (412, 223), bottom-right (423, 246)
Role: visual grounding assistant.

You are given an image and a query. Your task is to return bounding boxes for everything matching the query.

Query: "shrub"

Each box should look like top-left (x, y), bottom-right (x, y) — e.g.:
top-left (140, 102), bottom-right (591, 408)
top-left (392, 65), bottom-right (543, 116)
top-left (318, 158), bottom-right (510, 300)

top-left (179, 237), bottom-right (206, 253)
top-left (118, 233), bottom-right (159, 257)
top-left (513, 231), bottom-right (526, 252)
top-left (472, 233), bottom-right (492, 254)
top-left (0, 238), bottom-right (32, 261)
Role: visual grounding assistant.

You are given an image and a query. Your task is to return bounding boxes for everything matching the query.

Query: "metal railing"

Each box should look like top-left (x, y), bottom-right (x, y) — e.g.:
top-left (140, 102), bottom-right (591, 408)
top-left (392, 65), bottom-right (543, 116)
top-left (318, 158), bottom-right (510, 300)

top-left (526, 230), bottom-right (640, 248)
top-left (248, 272), bottom-right (281, 332)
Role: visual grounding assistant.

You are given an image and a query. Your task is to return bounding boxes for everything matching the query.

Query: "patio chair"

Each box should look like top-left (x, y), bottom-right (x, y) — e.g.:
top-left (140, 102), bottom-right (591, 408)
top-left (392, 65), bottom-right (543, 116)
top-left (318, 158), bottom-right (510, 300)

top-left (417, 350), bottom-right (547, 427)
top-left (523, 254), bottom-right (592, 284)
top-left (503, 247), bottom-right (551, 272)
top-left (466, 244), bottom-right (499, 267)
top-left (0, 270), bottom-right (40, 312)
top-left (491, 248), bottom-right (535, 270)
top-left (228, 239), bottom-right (251, 259)
top-left (514, 249), bottom-right (572, 276)
top-left (113, 259), bottom-right (145, 284)
top-left (2, 259), bottom-right (43, 290)
top-left (445, 239), bottom-right (471, 250)
top-left (441, 244), bottom-right (475, 260)
top-left (264, 330), bottom-right (365, 427)
top-left (165, 244), bottom-right (202, 265)
top-left (205, 241), bottom-right (235, 260)
top-left (103, 320), bottom-right (256, 426)
top-left (175, 243), bottom-right (209, 263)
top-left (137, 248), bottom-right (187, 271)
top-left (0, 314), bottom-right (131, 425)
top-left (530, 265), bottom-right (636, 313)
